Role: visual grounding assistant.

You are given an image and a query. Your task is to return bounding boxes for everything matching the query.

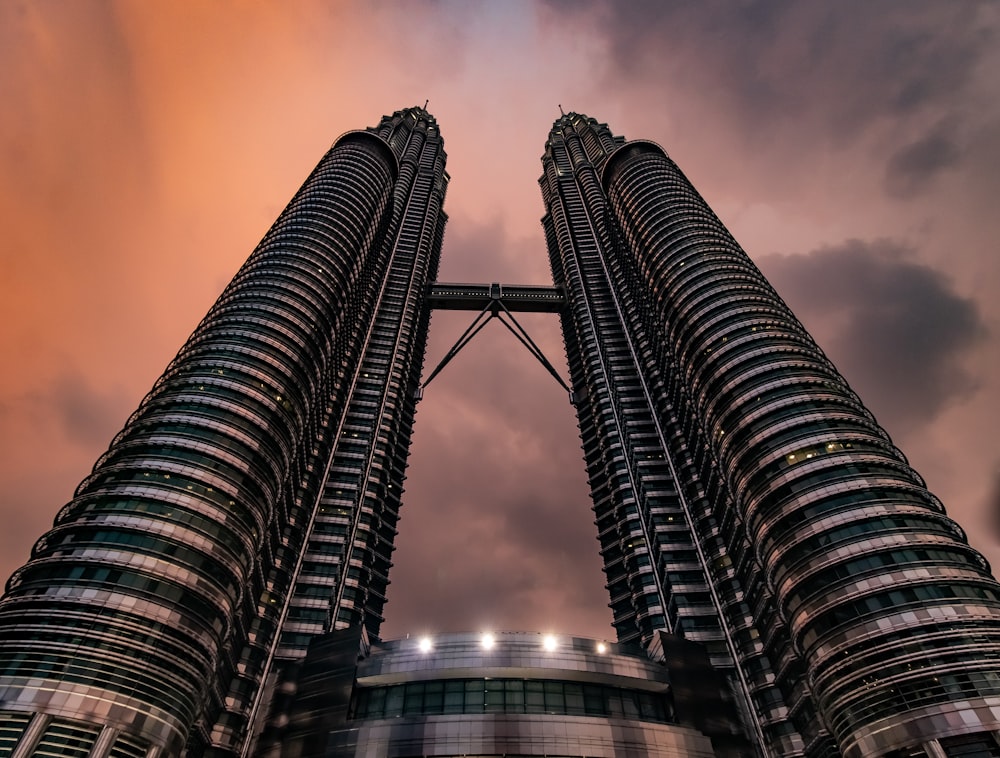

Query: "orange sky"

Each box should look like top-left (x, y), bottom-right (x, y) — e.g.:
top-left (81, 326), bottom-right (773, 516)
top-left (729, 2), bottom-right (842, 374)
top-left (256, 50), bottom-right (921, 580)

top-left (2, 0), bottom-right (998, 639)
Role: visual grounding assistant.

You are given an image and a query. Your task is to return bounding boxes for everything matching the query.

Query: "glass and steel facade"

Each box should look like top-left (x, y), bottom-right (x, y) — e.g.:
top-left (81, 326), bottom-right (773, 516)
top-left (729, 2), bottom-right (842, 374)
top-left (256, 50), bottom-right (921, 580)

top-left (1, 106), bottom-right (1000, 758)
top-left (541, 113), bottom-right (1000, 758)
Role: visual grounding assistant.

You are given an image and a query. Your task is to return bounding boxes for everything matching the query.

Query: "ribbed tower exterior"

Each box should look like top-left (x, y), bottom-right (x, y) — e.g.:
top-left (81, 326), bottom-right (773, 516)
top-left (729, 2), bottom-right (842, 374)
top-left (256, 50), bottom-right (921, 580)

top-left (541, 112), bottom-right (1000, 758)
top-left (0, 107), bottom-right (447, 757)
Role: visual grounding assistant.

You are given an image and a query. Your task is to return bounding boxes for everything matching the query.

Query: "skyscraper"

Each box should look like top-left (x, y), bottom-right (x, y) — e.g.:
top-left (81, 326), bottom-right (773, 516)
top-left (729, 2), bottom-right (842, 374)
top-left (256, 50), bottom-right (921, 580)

top-left (0, 107), bottom-right (998, 758)
top-left (0, 107), bottom-right (448, 757)
top-left (541, 113), bottom-right (1000, 758)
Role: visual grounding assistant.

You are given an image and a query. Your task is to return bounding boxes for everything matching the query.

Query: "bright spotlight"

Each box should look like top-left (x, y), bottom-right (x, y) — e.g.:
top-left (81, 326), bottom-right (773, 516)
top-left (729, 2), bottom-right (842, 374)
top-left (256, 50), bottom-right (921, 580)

top-left (596, 642), bottom-right (607, 654)
top-left (481, 633), bottom-right (495, 650)
top-left (418, 636), bottom-right (433, 653)
top-left (542, 634), bottom-right (558, 651)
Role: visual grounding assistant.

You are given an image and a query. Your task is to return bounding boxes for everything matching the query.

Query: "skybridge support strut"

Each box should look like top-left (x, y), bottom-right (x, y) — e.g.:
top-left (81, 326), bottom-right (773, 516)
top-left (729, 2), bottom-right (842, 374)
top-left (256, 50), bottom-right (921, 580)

top-left (420, 282), bottom-right (575, 404)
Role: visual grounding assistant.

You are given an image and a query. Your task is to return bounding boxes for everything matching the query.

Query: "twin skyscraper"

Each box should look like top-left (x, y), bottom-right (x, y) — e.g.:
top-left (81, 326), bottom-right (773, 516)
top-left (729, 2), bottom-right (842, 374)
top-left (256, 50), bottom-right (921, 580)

top-left (1, 107), bottom-right (998, 757)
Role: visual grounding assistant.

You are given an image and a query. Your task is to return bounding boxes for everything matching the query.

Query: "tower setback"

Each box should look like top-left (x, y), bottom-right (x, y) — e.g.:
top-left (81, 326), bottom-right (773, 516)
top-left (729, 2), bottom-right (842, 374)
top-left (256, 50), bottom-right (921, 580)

top-left (0, 108), bottom-right (998, 758)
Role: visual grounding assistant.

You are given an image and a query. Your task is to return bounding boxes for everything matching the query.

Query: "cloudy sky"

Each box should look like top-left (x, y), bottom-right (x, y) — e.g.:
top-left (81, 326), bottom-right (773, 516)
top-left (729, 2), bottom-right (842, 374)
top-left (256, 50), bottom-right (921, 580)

top-left (1, 0), bottom-right (998, 641)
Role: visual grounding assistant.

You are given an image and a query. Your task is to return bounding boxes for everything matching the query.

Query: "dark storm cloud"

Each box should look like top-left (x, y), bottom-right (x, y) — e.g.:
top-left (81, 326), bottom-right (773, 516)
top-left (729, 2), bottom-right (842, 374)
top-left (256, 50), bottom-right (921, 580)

top-left (436, 212), bottom-right (555, 286)
top-left (0, 369), bottom-right (131, 584)
top-left (384, 457), bottom-right (604, 637)
top-left (384, 328), bottom-right (609, 637)
top-left (2, 0), bottom-right (996, 640)
top-left (0, 369), bottom-right (129, 452)
top-left (47, 371), bottom-right (131, 449)
top-left (885, 123), bottom-right (963, 198)
top-left (544, 0), bottom-right (991, 170)
top-left (757, 239), bottom-right (987, 439)
top-left (382, 214), bottom-right (610, 636)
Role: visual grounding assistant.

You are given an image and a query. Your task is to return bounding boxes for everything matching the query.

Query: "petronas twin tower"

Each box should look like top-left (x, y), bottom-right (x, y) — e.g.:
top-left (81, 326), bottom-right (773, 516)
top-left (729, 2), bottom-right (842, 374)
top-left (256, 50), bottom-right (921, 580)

top-left (1, 107), bottom-right (999, 758)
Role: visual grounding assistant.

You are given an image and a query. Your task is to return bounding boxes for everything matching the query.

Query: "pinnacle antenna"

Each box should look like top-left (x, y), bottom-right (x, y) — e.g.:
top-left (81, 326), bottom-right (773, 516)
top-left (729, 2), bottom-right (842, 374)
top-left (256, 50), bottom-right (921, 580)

top-left (424, 99), bottom-right (429, 109)
top-left (559, 104), bottom-right (565, 116)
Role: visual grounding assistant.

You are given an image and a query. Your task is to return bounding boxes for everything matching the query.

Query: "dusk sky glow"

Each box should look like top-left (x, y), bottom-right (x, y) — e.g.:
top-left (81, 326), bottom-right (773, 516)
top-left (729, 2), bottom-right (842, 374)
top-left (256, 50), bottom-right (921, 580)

top-left (1, 0), bottom-right (998, 641)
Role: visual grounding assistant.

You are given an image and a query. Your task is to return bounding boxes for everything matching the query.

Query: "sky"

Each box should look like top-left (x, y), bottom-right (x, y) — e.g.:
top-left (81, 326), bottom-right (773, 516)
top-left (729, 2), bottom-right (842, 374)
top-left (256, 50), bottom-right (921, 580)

top-left (1, 0), bottom-right (998, 642)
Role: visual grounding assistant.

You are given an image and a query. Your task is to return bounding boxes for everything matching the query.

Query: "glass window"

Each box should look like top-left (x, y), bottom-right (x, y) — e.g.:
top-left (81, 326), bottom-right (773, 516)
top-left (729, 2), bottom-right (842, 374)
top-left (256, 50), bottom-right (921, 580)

top-left (442, 681), bottom-right (464, 714)
top-left (348, 678), bottom-right (672, 723)
top-left (565, 682), bottom-right (585, 715)
top-left (384, 685), bottom-right (404, 717)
